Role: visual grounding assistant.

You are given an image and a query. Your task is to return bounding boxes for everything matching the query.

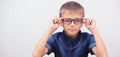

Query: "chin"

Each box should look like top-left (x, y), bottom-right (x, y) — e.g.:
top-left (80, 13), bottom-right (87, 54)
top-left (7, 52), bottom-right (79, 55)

top-left (64, 29), bottom-right (79, 37)
top-left (67, 31), bottom-right (78, 36)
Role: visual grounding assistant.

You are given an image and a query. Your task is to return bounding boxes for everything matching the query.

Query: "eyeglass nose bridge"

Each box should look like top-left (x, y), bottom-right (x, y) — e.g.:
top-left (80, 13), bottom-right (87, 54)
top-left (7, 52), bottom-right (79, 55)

top-left (69, 19), bottom-right (76, 25)
top-left (69, 19), bottom-right (83, 25)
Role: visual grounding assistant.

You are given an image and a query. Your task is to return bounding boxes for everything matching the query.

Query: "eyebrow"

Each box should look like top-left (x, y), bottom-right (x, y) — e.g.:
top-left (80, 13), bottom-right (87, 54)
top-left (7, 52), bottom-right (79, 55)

top-left (61, 18), bottom-right (83, 19)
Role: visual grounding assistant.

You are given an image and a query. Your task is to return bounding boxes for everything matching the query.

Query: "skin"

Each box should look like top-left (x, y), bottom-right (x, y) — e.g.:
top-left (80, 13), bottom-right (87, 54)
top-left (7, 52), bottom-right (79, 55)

top-left (61, 13), bottom-right (83, 38)
top-left (33, 12), bottom-right (108, 57)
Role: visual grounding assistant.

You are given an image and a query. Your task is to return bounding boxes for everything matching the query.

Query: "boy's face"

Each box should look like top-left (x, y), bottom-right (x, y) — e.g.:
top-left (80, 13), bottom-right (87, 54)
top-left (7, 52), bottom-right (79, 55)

top-left (61, 12), bottom-right (83, 38)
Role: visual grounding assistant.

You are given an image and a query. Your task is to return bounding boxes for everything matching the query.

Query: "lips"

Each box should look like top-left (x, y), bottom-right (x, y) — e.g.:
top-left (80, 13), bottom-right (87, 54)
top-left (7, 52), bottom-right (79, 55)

top-left (68, 29), bottom-right (76, 32)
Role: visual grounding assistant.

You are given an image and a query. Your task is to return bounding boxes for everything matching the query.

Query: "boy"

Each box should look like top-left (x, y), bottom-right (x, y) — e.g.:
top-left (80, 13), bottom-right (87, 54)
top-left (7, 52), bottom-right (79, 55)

top-left (33, 1), bottom-right (108, 57)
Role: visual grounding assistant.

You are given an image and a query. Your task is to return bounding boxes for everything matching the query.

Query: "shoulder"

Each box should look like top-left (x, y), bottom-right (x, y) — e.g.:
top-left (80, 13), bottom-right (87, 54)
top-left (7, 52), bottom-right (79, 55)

top-left (81, 32), bottom-right (93, 37)
top-left (80, 32), bottom-right (95, 46)
top-left (49, 31), bottom-right (63, 40)
top-left (51, 31), bottom-right (63, 37)
top-left (47, 31), bottom-right (63, 44)
top-left (80, 32), bottom-right (94, 40)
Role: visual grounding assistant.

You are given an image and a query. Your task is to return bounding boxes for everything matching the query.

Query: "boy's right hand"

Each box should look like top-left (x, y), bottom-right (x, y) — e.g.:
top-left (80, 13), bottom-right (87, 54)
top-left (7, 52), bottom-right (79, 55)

top-left (49, 17), bottom-right (61, 33)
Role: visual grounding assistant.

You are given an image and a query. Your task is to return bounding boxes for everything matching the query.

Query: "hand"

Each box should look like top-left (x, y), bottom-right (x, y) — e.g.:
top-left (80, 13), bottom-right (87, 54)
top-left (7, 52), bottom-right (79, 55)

top-left (49, 17), bottom-right (61, 32)
top-left (82, 18), bottom-right (96, 32)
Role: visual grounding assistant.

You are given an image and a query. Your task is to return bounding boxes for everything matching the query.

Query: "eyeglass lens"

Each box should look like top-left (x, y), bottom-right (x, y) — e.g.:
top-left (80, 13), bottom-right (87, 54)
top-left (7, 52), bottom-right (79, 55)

top-left (61, 18), bottom-right (83, 25)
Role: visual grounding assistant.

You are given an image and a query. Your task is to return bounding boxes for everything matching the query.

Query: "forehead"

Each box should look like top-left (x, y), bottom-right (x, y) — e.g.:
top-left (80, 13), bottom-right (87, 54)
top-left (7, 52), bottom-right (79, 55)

top-left (61, 12), bottom-right (83, 18)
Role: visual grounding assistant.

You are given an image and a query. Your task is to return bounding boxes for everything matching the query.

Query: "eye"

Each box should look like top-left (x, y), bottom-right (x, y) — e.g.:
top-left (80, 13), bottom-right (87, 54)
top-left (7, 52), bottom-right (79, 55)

top-left (64, 18), bottom-right (71, 22)
top-left (74, 19), bottom-right (81, 22)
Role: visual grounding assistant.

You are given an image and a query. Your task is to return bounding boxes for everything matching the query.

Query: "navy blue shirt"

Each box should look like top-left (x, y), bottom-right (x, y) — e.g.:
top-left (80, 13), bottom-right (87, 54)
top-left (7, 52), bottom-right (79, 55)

top-left (46, 30), bottom-right (96, 57)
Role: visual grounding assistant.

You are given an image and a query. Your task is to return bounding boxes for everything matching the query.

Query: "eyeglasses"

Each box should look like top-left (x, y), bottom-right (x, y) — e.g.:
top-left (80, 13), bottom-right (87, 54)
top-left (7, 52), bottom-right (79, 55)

top-left (61, 18), bottom-right (83, 25)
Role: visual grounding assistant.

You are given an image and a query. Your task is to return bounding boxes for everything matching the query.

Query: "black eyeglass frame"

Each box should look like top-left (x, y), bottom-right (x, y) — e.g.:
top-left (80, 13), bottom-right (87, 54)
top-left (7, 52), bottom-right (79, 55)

top-left (61, 18), bottom-right (83, 25)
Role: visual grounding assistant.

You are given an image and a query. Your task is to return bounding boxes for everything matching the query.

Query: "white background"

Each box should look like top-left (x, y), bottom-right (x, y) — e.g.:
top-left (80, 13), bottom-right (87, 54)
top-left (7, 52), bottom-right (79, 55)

top-left (0, 0), bottom-right (120, 57)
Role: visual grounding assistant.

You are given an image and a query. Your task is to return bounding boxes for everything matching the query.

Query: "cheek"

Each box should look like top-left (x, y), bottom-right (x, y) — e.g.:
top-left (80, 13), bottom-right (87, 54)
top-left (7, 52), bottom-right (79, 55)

top-left (76, 25), bottom-right (83, 31)
top-left (63, 25), bottom-right (68, 29)
top-left (75, 23), bottom-right (83, 28)
top-left (63, 25), bottom-right (70, 31)
top-left (78, 24), bottom-right (83, 28)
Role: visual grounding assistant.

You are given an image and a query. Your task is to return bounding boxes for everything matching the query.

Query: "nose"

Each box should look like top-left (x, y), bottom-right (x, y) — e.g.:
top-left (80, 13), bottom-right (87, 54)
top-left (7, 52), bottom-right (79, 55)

top-left (70, 21), bottom-right (75, 26)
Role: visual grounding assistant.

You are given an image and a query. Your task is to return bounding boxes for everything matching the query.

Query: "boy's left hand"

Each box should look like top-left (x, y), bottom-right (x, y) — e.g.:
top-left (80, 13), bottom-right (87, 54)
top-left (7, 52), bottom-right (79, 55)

top-left (82, 18), bottom-right (96, 32)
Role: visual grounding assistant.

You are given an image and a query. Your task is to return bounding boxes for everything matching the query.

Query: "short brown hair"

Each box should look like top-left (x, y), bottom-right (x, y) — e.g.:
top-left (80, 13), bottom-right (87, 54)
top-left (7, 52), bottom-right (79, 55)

top-left (59, 1), bottom-right (84, 17)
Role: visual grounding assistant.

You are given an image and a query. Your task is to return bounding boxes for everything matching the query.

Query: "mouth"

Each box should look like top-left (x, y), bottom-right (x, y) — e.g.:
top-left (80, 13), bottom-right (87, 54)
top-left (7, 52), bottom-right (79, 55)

top-left (68, 29), bottom-right (76, 32)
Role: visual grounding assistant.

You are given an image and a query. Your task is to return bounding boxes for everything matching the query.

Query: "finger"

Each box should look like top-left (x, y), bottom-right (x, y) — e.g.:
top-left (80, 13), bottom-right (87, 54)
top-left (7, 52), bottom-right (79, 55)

top-left (58, 19), bottom-right (61, 24)
top-left (53, 19), bottom-right (56, 24)
top-left (81, 18), bottom-right (87, 23)
top-left (89, 19), bottom-right (92, 25)
top-left (89, 19), bottom-right (94, 25)
top-left (56, 17), bottom-right (60, 24)
top-left (54, 19), bottom-right (58, 24)
top-left (86, 19), bottom-right (91, 25)
top-left (59, 18), bottom-right (63, 23)
top-left (91, 19), bottom-right (95, 25)
top-left (53, 17), bottom-right (57, 24)
top-left (54, 17), bottom-right (60, 24)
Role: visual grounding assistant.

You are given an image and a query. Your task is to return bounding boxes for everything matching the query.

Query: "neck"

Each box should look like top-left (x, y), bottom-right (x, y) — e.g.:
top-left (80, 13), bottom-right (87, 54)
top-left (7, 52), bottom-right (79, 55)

top-left (65, 32), bottom-right (78, 39)
top-left (69, 34), bottom-right (78, 39)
